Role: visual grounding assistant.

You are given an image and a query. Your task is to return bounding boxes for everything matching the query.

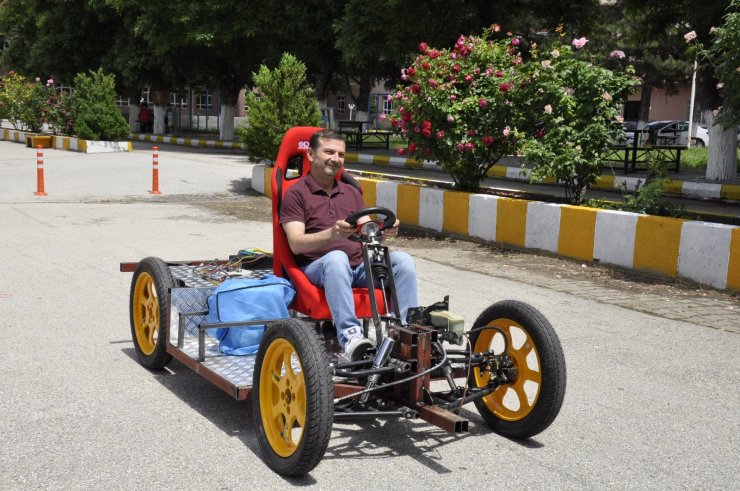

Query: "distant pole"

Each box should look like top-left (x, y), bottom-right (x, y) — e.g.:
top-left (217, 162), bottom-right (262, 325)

top-left (687, 57), bottom-right (697, 149)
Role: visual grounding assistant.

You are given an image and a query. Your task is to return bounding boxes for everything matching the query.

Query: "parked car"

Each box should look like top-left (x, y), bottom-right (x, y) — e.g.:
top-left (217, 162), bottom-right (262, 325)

top-left (643, 120), bottom-right (708, 147)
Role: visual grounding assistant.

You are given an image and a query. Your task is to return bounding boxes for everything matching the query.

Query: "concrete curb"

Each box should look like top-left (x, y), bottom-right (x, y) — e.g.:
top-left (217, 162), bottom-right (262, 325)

top-left (345, 151), bottom-right (740, 201)
top-left (252, 164), bottom-right (739, 291)
top-left (129, 133), bottom-right (246, 150)
top-left (1, 128), bottom-right (132, 153)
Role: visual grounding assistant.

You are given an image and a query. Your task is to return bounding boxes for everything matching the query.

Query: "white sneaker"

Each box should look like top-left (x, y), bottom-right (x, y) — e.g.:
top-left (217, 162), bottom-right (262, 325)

top-left (342, 327), bottom-right (372, 362)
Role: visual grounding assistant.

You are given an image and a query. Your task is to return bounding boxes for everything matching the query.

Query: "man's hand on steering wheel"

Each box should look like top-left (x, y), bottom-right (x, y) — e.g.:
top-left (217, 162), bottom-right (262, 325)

top-left (383, 219), bottom-right (401, 238)
top-left (345, 206), bottom-right (398, 242)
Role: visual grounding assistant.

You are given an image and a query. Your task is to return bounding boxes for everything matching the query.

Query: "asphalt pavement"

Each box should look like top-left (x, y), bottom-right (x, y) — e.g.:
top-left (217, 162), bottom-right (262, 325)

top-left (0, 139), bottom-right (738, 489)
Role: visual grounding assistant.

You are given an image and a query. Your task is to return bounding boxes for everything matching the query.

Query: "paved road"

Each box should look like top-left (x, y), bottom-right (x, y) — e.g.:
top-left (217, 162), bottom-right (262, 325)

top-left (1, 140), bottom-right (738, 489)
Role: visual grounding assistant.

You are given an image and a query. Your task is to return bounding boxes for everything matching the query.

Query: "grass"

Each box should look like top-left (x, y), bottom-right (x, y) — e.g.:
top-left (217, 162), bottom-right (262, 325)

top-left (680, 147), bottom-right (740, 171)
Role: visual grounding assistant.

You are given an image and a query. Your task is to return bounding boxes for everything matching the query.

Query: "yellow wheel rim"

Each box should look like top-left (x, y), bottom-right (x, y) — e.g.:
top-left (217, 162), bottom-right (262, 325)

top-left (473, 318), bottom-right (542, 421)
top-left (259, 338), bottom-right (306, 457)
top-left (132, 272), bottom-right (160, 356)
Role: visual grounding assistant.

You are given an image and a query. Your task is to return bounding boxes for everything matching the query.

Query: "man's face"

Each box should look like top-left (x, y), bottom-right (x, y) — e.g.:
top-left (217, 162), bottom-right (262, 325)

top-left (308, 137), bottom-right (346, 180)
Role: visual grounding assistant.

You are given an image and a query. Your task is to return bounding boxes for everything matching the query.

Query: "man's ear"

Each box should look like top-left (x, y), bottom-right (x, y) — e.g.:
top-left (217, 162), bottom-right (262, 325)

top-left (306, 148), bottom-right (315, 163)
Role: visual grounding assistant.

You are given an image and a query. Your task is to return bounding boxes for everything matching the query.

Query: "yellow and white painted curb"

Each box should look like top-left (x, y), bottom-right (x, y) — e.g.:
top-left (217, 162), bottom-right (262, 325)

top-left (2, 129), bottom-right (132, 153)
top-left (345, 151), bottom-right (740, 202)
top-left (130, 133), bottom-right (246, 150)
top-left (252, 164), bottom-right (739, 291)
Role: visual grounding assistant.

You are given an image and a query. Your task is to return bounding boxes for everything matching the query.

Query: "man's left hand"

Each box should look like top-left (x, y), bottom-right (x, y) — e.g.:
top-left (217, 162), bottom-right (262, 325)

top-left (384, 219), bottom-right (400, 239)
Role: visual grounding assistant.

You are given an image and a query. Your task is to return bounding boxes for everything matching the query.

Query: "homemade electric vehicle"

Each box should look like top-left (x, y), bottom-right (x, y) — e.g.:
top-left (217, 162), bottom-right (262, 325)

top-left (122, 126), bottom-right (566, 477)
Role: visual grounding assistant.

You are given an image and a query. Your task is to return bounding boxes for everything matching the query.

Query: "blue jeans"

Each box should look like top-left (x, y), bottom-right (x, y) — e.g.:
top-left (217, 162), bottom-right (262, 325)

top-left (302, 250), bottom-right (418, 345)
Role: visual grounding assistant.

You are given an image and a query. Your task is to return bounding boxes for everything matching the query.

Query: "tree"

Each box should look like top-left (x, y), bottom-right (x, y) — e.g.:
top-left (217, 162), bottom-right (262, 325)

top-left (238, 53), bottom-right (322, 164)
top-left (696, 0), bottom-right (740, 181)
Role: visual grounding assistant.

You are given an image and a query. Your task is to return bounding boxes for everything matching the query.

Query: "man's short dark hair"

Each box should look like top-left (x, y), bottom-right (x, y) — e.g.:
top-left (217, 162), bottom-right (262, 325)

top-left (310, 129), bottom-right (345, 151)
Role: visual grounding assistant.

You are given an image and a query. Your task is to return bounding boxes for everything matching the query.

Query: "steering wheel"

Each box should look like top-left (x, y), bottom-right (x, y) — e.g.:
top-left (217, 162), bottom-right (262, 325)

top-left (345, 206), bottom-right (396, 242)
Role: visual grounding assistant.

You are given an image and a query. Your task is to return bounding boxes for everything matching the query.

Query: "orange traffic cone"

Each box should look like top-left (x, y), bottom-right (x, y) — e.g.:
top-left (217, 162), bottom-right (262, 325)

top-left (149, 146), bottom-right (161, 195)
top-left (34, 145), bottom-right (47, 196)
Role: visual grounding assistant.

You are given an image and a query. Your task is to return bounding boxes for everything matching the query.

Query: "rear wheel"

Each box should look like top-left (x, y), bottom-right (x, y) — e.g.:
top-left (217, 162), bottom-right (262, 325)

top-left (129, 257), bottom-right (174, 369)
top-left (691, 138), bottom-right (705, 147)
top-left (469, 300), bottom-right (566, 439)
top-left (253, 319), bottom-right (333, 476)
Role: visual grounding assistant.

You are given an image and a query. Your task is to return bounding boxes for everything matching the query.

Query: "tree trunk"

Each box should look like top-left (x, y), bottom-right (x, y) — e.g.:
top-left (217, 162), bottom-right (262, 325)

top-left (705, 110), bottom-right (737, 181)
top-left (218, 87), bottom-right (239, 141)
top-left (219, 103), bottom-right (236, 141)
top-left (152, 90), bottom-right (169, 136)
top-left (127, 87), bottom-right (141, 132)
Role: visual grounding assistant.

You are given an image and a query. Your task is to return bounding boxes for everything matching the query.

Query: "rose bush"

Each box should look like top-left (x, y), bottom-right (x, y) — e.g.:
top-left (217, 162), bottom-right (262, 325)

top-left (521, 41), bottom-right (638, 204)
top-left (392, 29), bottom-right (530, 190)
top-left (0, 72), bottom-right (51, 133)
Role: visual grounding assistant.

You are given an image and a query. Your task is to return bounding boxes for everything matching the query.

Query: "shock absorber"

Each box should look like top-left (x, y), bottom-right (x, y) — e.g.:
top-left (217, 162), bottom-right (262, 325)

top-left (360, 336), bottom-right (395, 403)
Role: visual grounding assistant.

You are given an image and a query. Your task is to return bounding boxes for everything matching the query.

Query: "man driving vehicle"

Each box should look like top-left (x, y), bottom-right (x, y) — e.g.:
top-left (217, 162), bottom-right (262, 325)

top-left (279, 129), bottom-right (418, 361)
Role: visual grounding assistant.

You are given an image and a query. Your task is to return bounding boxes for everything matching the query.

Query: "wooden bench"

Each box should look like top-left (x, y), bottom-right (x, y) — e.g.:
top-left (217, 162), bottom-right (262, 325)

top-left (339, 129), bottom-right (391, 150)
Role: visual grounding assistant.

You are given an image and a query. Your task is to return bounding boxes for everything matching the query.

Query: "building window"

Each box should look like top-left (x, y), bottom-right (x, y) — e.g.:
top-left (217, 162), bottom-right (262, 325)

top-left (382, 96), bottom-right (393, 115)
top-left (170, 92), bottom-right (188, 108)
top-left (336, 95), bottom-right (345, 114)
top-left (195, 88), bottom-right (212, 110)
top-left (116, 96), bottom-right (130, 107)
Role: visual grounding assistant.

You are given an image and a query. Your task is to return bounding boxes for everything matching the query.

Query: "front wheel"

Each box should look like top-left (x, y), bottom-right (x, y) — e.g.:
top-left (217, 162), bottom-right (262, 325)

top-left (129, 257), bottom-right (174, 369)
top-left (691, 138), bottom-right (705, 147)
top-left (469, 300), bottom-right (566, 439)
top-left (253, 319), bottom-right (333, 477)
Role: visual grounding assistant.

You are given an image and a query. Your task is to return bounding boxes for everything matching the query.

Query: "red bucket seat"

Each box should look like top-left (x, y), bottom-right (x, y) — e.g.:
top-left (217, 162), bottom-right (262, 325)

top-left (271, 126), bottom-right (386, 320)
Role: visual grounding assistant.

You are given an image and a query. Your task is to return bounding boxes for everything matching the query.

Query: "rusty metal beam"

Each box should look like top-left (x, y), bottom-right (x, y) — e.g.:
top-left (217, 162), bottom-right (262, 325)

top-left (418, 404), bottom-right (469, 433)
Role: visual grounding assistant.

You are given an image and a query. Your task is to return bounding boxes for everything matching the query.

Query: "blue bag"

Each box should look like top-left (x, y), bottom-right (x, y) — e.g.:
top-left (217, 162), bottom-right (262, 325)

top-left (206, 275), bottom-right (295, 355)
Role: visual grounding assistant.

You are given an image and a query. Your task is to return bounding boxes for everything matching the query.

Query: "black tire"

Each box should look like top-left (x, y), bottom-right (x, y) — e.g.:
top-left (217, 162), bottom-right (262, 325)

top-left (692, 138), bottom-right (705, 147)
top-left (468, 300), bottom-right (566, 439)
top-left (129, 257), bottom-right (174, 369)
top-left (253, 318), bottom-right (333, 477)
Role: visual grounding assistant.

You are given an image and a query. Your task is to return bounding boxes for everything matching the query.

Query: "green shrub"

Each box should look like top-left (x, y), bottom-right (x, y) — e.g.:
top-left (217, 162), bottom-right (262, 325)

top-left (238, 53), bottom-right (322, 164)
top-left (70, 68), bottom-right (129, 141)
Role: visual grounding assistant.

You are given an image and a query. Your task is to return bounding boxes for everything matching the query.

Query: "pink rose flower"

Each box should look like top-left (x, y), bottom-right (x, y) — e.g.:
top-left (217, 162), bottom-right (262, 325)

top-left (495, 70), bottom-right (505, 78)
top-left (491, 23), bottom-right (501, 33)
top-left (609, 50), bottom-right (626, 59)
top-left (541, 60), bottom-right (551, 69)
top-left (429, 79), bottom-right (439, 88)
top-left (379, 113), bottom-right (387, 121)
top-left (419, 41), bottom-right (428, 53)
top-left (396, 148), bottom-right (406, 156)
top-left (483, 136), bottom-right (494, 145)
top-left (572, 37), bottom-right (588, 49)
top-left (467, 129), bottom-right (476, 137)
top-left (464, 75), bottom-right (473, 83)
top-left (479, 98), bottom-right (488, 108)
top-left (456, 143), bottom-right (464, 151)
top-left (436, 130), bottom-right (445, 139)
top-left (464, 142), bottom-right (474, 151)
top-left (544, 104), bottom-right (552, 114)
top-left (511, 37), bottom-right (520, 46)
top-left (503, 126), bottom-right (511, 137)
top-left (447, 115), bottom-right (455, 123)
top-left (408, 143), bottom-right (417, 153)
top-left (684, 31), bottom-right (697, 43)
top-left (411, 83), bottom-right (420, 94)
top-left (603, 91), bottom-right (612, 101)
top-left (422, 62), bottom-right (430, 70)
top-left (499, 82), bottom-right (510, 93)
top-left (449, 94), bottom-right (457, 101)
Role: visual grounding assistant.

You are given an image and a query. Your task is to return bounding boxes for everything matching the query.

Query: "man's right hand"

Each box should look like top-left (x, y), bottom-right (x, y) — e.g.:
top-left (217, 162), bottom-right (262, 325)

top-left (332, 220), bottom-right (354, 241)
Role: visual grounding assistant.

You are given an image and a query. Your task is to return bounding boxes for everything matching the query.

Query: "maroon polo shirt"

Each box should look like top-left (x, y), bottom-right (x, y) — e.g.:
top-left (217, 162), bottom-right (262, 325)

top-left (279, 173), bottom-right (366, 267)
